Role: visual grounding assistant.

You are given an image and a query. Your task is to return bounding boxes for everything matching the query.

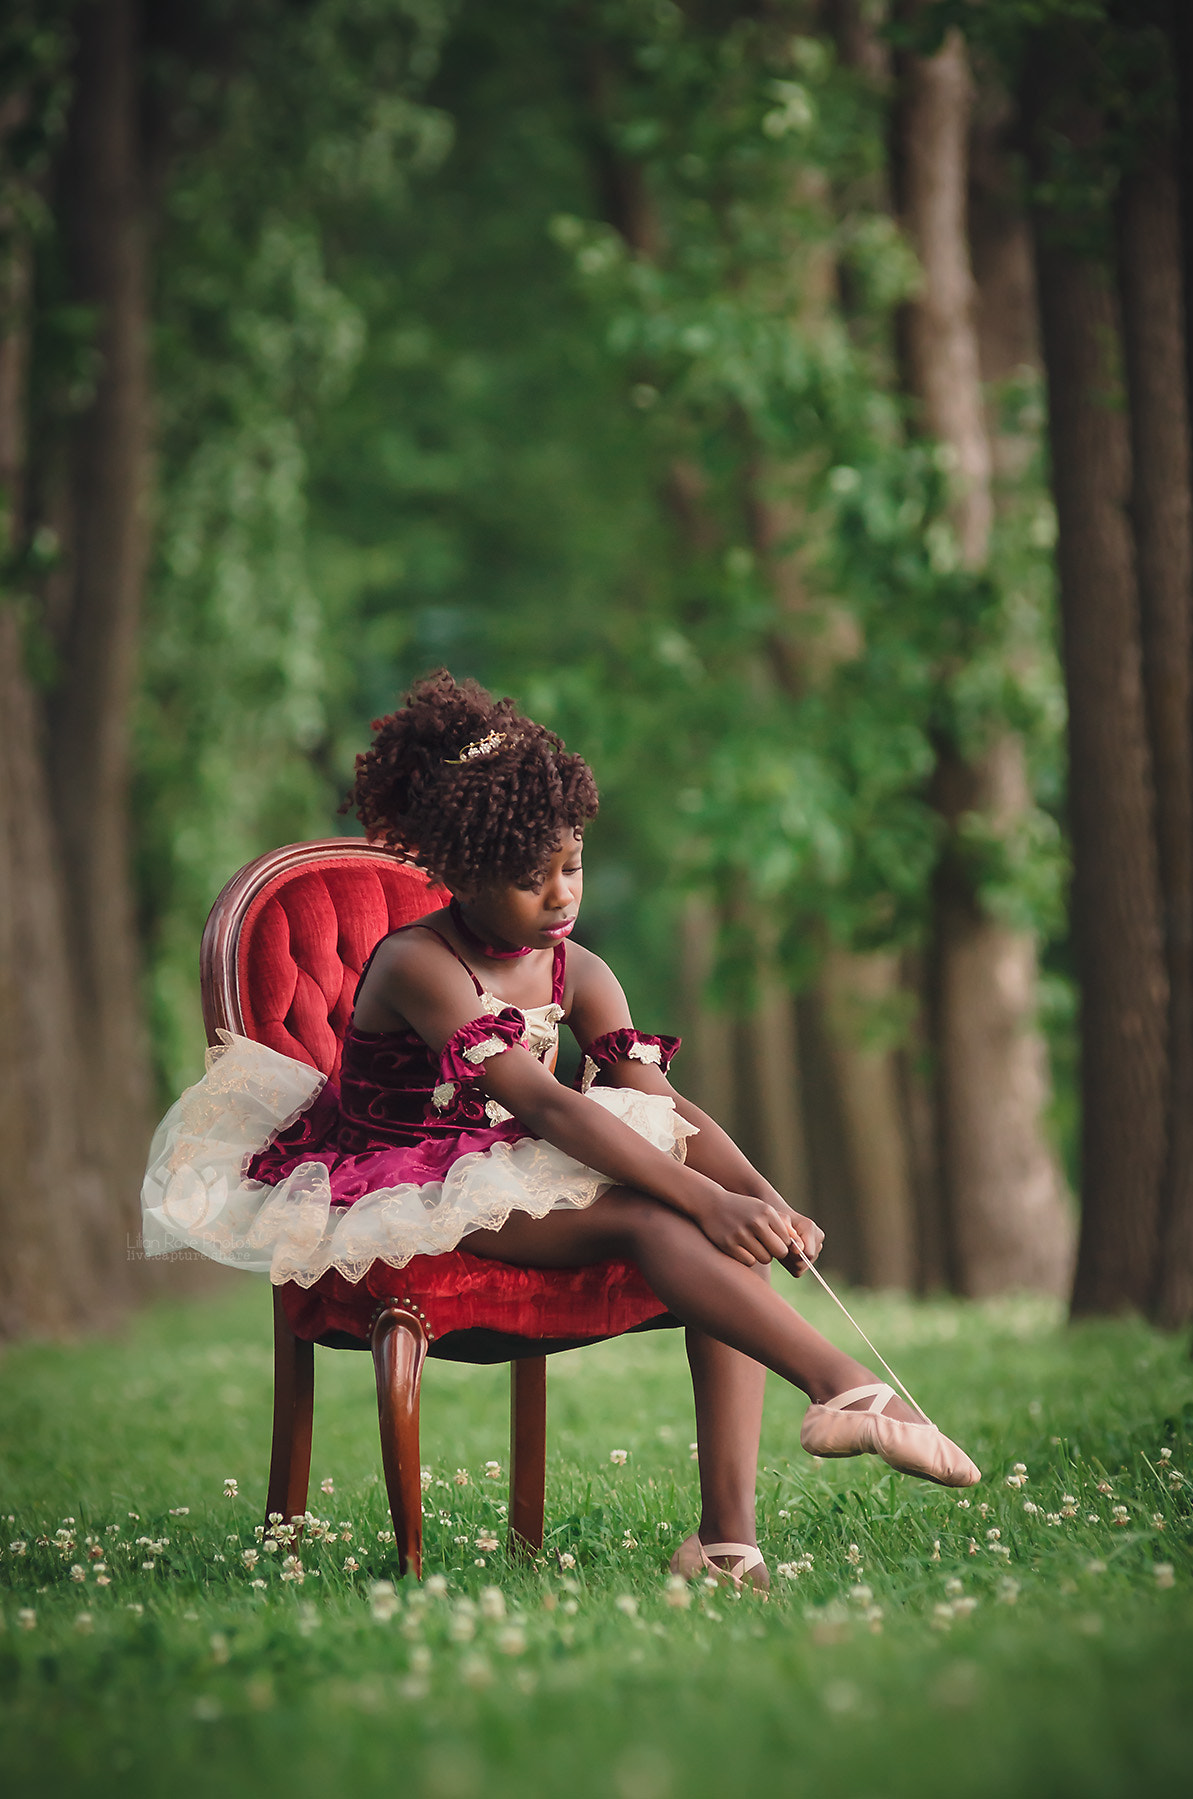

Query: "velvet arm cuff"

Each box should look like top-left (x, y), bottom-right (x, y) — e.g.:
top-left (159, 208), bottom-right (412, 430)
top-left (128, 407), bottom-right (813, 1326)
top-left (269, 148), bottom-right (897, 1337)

top-left (575, 1027), bottom-right (681, 1092)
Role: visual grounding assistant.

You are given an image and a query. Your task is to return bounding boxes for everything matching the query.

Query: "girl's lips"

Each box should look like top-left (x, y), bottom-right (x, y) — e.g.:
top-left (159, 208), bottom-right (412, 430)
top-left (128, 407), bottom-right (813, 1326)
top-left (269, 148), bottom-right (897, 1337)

top-left (543, 918), bottom-right (575, 939)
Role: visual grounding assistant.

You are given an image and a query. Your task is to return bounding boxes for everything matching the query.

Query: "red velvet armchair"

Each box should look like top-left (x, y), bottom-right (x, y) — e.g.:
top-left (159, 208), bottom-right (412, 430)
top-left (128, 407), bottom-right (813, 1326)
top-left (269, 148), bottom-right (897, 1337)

top-left (200, 840), bottom-right (676, 1577)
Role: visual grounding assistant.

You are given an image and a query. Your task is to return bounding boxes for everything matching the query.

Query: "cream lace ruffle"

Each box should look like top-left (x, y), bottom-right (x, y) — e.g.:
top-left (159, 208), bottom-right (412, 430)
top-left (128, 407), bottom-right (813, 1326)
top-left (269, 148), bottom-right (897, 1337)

top-left (140, 1032), bottom-right (698, 1286)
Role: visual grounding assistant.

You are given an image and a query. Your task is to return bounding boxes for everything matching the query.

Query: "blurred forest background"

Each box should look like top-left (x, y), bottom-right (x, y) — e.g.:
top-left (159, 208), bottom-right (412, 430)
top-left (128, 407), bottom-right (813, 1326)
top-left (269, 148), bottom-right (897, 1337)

top-left (3, 0), bottom-right (1193, 1342)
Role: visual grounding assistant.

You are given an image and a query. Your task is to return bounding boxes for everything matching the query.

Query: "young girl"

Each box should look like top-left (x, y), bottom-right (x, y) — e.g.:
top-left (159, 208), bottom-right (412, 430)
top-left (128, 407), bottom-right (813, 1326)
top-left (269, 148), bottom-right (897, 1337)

top-left (143, 672), bottom-right (979, 1592)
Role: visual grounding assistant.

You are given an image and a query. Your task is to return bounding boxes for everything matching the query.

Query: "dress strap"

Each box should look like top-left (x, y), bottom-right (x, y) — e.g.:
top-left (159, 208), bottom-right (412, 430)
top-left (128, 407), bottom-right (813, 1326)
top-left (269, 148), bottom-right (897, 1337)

top-left (551, 941), bottom-right (567, 1006)
top-left (352, 918), bottom-right (486, 1003)
top-left (399, 919), bottom-right (486, 996)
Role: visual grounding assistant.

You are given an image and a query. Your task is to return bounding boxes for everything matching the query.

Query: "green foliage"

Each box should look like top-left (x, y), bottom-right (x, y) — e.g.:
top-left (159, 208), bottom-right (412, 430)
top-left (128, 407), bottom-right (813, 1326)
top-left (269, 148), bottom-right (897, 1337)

top-left (1, 1281), bottom-right (1191, 1798)
top-left (131, 0), bottom-right (1071, 1079)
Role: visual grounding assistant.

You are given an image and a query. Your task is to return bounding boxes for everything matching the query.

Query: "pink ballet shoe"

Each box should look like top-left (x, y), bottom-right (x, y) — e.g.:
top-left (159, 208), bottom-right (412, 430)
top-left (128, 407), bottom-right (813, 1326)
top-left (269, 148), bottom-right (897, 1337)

top-left (670, 1532), bottom-right (768, 1595)
top-left (800, 1382), bottom-right (981, 1488)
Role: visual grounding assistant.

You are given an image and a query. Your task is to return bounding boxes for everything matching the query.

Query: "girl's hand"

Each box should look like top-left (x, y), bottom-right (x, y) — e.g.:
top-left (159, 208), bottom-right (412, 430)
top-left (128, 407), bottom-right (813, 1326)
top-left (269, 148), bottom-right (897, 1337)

top-left (689, 1181), bottom-right (807, 1268)
top-left (778, 1209), bottom-right (825, 1278)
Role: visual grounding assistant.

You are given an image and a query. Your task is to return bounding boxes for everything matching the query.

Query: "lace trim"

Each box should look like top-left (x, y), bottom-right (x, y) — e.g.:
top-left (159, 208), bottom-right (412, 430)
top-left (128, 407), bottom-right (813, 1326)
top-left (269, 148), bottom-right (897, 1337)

top-left (141, 1034), bottom-right (698, 1285)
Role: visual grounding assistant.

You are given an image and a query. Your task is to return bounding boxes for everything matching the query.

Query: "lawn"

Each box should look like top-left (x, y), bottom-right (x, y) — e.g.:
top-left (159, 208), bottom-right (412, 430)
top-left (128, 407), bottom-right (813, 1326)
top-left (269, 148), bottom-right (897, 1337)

top-left (1, 1276), bottom-right (1190, 1799)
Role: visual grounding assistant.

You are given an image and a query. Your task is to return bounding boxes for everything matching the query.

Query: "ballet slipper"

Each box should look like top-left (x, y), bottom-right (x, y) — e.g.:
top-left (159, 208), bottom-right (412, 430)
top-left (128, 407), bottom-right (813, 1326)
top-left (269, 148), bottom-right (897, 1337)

top-left (800, 1382), bottom-right (981, 1488)
top-left (669, 1531), bottom-right (768, 1595)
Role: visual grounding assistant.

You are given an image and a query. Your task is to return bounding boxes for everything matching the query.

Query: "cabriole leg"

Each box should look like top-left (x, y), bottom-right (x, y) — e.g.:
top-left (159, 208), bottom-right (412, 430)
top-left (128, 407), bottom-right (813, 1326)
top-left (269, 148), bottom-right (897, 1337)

top-left (266, 1285), bottom-right (314, 1530)
top-left (509, 1355), bottom-right (547, 1559)
top-left (371, 1302), bottom-right (430, 1579)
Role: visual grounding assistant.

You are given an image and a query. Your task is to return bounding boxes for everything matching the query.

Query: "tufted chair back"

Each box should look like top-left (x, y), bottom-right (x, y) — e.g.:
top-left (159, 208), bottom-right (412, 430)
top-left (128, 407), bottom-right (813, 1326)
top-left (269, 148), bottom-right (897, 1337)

top-left (200, 840), bottom-right (443, 1083)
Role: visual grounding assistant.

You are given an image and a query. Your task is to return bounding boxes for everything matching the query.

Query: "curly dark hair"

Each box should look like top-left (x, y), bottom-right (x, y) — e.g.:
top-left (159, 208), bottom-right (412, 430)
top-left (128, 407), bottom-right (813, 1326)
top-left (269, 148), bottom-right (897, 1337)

top-left (349, 670), bottom-right (599, 887)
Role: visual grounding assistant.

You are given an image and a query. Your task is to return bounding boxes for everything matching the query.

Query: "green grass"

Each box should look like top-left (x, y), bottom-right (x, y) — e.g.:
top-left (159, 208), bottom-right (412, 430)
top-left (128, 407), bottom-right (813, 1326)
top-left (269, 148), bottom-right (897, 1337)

top-left (1, 1278), bottom-right (1191, 1799)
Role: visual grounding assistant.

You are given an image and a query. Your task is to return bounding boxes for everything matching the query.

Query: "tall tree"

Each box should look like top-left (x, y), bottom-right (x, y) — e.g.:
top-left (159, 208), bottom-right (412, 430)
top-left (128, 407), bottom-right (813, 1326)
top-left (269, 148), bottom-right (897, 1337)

top-left (891, 12), bottom-right (1072, 1295)
top-left (1022, 38), bottom-right (1169, 1315)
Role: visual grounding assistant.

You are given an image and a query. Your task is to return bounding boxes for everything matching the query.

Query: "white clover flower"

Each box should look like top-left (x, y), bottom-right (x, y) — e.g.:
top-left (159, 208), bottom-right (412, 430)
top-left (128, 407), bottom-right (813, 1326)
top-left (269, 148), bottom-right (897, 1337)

top-left (484, 1461), bottom-right (501, 1480)
top-left (986, 1529), bottom-right (1001, 1541)
top-left (343, 1556), bottom-right (360, 1573)
top-left (1087, 1559), bottom-right (1107, 1575)
top-left (425, 1575), bottom-right (448, 1598)
top-left (609, 1449), bottom-right (629, 1466)
top-left (169, 1507), bottom-right (190, 1517)
top-left (1155, 1563), bottom-right (1175, 1589)
top-left (689, 1442), bottom-right (699, 1461)
top-left (69, 1565), bottom-right (86, 1582)
top-left (1159, 1447), bottom-right (1172, 1462)
top-left (944, 1577), bottom-right (964, 1597)
top-left (849, 1584), bottom-right (874, 1604)
top-left (1013, 1463), bottom-right (1027, 1476)
top-left (241, 1548), bottom-right (259, 1569)
top-left (223, 1479), bottom-right (238, 1499)
top-left (1111, 1505), bottom-right (1130, 1526)
top-left (250, 1579), bottom-right (266, 1590)
top-left (953, 1596), bottom-right (978, 1618)
top-left (1005, 1475), bottom-right (1024, 1490)
top-left (17, 1609), bottom-right (36, 1630)
top-left (1023, 1501), bottom-right (1039, 1515)
top-left (95, 1575), bottom-right (111, 1587)
top-left (75, 1612), bottom-right (93, 1633)
top-left (8, 1541), bottom-right (26, 1556)
top-left (1152, 1514), bottom-right (1166, 1530)
top-left (615, 1594), bottom-right (639, 1617)
top-left (420, 1468), bottom-right (432, 1490)
top-left (454, 1536), bottom-right (469, 1546)
top-left (930, 1541), bottom-right (941, 1562)
top-left (141, 1561), bottom-right (155, 1572)
top-left (955, 1498), bottom-right (970, 1509)
top-left (453, 1469), bottom-right (470, 1487)
top-left (845, 1544), bottom-right (862, 1566)
top-left (263, 1540), bottom-right (279, 1555)
top-left (558, 1552), bottom-right (576, 1571)
top-left (370, 1581), bottom-right (399, 1622)
top-left (622, 1533), bottom-right (639, 1549)
top-left (320, 1478), bottom-right (334, 1496)
top-left (1096, 1480), bottom-right (1113, 1496)
top-left (496, 1625), bottom-right (526, 1656)
top-left (479, 1587), bottom-right (506, 1621)
top-left (664, 1575), bottom-right (692, 1608)
top-left (476, 1533), bottom-right (499, 1554)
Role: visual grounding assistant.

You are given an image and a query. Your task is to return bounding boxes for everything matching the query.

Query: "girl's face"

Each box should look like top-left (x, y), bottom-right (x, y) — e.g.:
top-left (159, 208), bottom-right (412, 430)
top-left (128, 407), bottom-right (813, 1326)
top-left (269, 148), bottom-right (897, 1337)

top-left (456, 831), bottom-right (584, 953)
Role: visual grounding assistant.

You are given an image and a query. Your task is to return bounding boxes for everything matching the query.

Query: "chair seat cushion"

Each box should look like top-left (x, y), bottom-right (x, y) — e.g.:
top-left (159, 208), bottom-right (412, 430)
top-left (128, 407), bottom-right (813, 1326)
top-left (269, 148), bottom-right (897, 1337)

top-left (281, 1249), bottom-right (671, 1346)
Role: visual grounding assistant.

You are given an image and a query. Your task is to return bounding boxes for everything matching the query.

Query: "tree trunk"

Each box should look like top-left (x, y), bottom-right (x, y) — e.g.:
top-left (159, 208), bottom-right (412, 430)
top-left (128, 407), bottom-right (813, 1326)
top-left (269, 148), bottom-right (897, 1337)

top-left (49, 0), bottom-right (153, 1252)
top-left (1117, 158), bottom-right (1193, 1327)
top-left (0, 184), bottom-right (114, 1335)
top-left (678, 898), bottom-right (739, 1137)
top-left (1029, 210), bottom-right (1168, 1314)
top-left (734, 968), bottom-right (811, 1218)
top-left (896, 23), bottom-right (1072, 1295)
top-left (819, 948), bottom-right (917, 1288)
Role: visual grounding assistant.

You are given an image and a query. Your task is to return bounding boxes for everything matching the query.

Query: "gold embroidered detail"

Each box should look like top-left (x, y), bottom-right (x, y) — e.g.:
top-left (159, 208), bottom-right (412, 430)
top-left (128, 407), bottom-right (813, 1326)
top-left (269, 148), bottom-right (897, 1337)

top-left (432, 1081), bottom-right (456, 1111)
top-left (627, 1041), bottom-right (663, 1066)
top-left (462, 1035), bottom-right (512, 1065)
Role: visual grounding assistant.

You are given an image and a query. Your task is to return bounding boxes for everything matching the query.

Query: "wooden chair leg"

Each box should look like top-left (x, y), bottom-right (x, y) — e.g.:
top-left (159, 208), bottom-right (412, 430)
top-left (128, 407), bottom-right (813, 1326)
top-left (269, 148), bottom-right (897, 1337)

top-left (370, 1301), bottom-right (429, 1579)
top-left (509, 1356), bottom-right (547, 1559)
top-left (266, 1286), bottom-right (314, 1528)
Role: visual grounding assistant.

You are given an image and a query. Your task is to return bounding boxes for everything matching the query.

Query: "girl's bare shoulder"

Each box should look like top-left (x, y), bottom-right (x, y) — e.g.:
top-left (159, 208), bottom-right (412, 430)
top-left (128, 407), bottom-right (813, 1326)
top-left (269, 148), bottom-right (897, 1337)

top-left (354, 914), bottom-right (471, 1029)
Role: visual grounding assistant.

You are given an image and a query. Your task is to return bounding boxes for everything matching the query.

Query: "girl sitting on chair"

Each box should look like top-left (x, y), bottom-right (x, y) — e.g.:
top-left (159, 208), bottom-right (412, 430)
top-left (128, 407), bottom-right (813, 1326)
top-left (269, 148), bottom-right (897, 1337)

top-left (143, 670), bottom-right (978, 1594)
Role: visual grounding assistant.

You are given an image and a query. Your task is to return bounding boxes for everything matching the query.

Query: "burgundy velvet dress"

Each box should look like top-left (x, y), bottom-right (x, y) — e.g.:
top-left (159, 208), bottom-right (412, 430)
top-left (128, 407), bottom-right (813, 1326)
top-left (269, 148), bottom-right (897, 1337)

top-left (141, 922), bottom-right (690, 1337)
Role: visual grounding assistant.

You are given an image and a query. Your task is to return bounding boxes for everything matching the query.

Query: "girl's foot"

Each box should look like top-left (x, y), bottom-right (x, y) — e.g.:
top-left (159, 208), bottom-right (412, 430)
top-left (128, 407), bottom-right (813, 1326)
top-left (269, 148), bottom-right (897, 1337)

top-left (800, 1382), bottom-right (981, 1487)
top-left (670, 1531), bottom-right (770, 1595)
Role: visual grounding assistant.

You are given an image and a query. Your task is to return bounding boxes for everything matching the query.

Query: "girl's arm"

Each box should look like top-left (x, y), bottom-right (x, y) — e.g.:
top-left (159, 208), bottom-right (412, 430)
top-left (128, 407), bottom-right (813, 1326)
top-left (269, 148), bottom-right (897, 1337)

top-left (364, 932), bottom-right (803, 1268)
top-left (565, 946), bottom-right (825, 1271)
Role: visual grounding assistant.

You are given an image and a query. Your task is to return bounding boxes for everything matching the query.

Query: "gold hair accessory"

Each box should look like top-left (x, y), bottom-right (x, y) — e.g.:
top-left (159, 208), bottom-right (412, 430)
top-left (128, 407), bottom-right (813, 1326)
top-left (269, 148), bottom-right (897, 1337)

top-left (445, 730), bottom-right (508, 765)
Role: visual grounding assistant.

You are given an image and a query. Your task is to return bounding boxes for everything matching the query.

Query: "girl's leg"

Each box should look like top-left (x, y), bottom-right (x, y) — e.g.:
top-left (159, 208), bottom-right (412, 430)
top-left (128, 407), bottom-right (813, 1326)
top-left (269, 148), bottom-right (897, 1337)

top-left (684, 1309), bottom-right (769, 1589)
top-left (461, 1188), bottom-right (915, 1418)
